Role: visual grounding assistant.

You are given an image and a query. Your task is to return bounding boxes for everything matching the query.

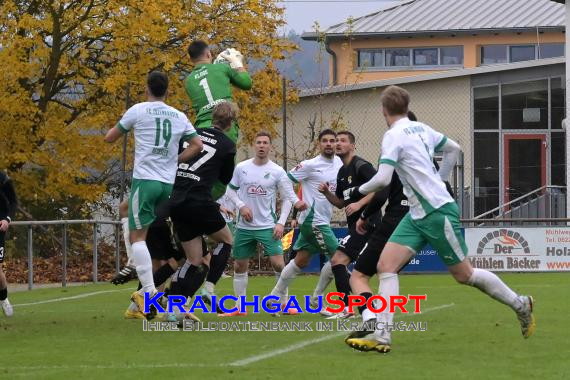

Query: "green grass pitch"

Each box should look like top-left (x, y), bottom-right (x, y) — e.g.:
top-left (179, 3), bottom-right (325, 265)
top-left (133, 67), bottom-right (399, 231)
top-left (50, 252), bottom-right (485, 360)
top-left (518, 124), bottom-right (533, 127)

top-left (1, 273), bottom-right (568, 379)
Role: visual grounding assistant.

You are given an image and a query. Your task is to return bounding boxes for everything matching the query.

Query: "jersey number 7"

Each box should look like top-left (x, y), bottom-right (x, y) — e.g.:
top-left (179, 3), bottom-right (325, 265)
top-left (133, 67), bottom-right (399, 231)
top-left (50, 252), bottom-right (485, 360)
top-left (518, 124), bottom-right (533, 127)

top-left (179, 143), bottom-right (217, 171)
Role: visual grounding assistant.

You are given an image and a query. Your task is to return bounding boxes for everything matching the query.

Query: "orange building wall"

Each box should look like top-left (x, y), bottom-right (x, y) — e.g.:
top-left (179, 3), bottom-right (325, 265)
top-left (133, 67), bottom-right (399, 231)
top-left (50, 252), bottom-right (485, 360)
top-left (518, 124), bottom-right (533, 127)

top-left (328, 31), bottom-right (565, 85)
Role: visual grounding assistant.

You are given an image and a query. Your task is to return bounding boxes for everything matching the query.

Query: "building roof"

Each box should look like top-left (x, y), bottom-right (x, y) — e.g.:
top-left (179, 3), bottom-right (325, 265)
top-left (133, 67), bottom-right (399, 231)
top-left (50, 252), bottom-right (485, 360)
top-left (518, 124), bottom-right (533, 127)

top-left (303, 0), bottom-right (565, 40)
top-left (299, 57), bottom-right (564, 97)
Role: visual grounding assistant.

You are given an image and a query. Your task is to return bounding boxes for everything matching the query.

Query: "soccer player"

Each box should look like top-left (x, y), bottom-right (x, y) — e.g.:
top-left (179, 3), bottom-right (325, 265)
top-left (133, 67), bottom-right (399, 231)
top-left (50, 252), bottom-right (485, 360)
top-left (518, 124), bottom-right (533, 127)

top-left (317, 131), bottom-right (377, 319)
top-left (166, 102), bottom-right (238, 320)
top-left (344, 86), bottom-right (535, 353)
top-left (0, 171), bottom-right (17, 317)
top-left (199, 191), bottom-right (238, 303)
top-left (104, 71), bottom-right (203, 318)
top-left (185, 40), bottom-right (253, 200)
top-left (123, 214), bottom-right (186, 319)
top-left (270, 129), bottom-right (343, 310)
top-left (221, 131), bottom-right (306, 316)
top-left (111, 199), bottom-right (136, 285)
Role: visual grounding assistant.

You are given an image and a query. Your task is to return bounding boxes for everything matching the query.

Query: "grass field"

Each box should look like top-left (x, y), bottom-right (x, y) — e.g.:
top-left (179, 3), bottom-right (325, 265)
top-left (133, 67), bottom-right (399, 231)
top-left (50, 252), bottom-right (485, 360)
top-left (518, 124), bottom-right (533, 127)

top-left (1, 273), bottom-right (569, 379)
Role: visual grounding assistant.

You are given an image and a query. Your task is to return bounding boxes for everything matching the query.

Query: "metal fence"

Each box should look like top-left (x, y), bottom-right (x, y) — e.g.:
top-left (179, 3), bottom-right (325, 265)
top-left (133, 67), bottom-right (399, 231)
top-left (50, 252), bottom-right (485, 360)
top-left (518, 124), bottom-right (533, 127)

top-left (10, 220), bottom-right (122, 290)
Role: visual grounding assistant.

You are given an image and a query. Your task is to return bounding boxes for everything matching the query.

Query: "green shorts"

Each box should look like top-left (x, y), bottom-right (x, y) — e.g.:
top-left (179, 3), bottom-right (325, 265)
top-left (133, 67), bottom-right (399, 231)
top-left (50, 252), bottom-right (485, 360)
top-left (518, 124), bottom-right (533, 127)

top-left (388, 202), bottom-right (468, 266)
top-left (227, 221), bottom-right (235, 235)
top-left (293, 223), bottom-right (338, 256)
top-left (233, 228), bottom-right (283, 259)
top-left (195, 119), bottom-right (239, 200)
top-left (128, 179), bottom-right (172, 230)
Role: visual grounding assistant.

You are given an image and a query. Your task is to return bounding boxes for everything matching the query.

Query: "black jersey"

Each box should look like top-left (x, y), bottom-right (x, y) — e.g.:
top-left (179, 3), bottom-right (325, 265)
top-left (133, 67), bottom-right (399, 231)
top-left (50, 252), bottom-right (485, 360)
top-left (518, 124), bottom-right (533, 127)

top-left (170, 127), bottom-right (236, 204)
top-left (334, 155), bottom-right (378, 228)
top-left (362, 171), bottom-right (409, 226)
top-left (0, 172), bottom-right (17, 222)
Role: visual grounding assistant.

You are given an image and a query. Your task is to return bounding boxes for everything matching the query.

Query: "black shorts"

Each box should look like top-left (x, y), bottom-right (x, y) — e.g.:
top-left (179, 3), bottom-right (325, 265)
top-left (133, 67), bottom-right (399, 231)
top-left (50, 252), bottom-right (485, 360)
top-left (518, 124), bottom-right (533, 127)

top-left (353, 221), bottom-right (398, 277)
top-left (0, 231), bottom-right (4, 264)
top-left (171, 201), bottom-right (226, 242)
top-left (336, 228), bottom-right (371, 261)
top-left (146, 219), bottom-right (184, 261)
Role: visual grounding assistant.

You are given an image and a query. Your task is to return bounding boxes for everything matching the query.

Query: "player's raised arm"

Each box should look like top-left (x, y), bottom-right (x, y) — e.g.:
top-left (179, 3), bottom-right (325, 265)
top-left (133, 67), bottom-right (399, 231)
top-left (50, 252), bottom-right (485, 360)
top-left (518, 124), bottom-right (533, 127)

top-left (105, 105), bottom-right (137, 143)
top-left (436, 137), bottom-right (461, 182)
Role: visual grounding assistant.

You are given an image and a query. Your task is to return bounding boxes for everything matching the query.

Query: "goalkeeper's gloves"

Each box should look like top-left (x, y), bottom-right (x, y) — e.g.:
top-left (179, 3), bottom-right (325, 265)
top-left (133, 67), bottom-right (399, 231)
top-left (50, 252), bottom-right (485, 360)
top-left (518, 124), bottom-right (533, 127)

top-left (219, 48), bottom-right (244, 69)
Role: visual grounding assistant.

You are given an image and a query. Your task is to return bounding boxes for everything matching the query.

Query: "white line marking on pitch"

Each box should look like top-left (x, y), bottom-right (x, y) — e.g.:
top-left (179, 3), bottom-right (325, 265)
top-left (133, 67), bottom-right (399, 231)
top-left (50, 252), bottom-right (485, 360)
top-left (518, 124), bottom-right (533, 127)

top-left (227, 303), bottom-right (455, 367)
top-left (13, 289), bottom-right (131, 307)
top-left (8, 303), bottom-right (455, 373)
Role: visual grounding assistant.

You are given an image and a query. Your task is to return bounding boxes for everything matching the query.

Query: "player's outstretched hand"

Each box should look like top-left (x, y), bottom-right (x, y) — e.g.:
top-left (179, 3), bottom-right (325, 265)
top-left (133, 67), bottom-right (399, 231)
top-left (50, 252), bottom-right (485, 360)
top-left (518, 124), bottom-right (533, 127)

top-left (345, 202), bottom-right (360, 217)
top-left (290, 219), bottom-right (298, 229)
top-left (0, 219), bottom-right (9, 232)
top-left (294, 200), bottom-right (308, 211)
top-left (220, 206), bottom-right (235, 219)
top-left (240, 206), bottom-right (253, 222)
top-left (220, 48), bottom-right (244, 69)
top-left (318, 182), bottom-right (330, 194)
top-left (355, 217), bottom-right (368, 235)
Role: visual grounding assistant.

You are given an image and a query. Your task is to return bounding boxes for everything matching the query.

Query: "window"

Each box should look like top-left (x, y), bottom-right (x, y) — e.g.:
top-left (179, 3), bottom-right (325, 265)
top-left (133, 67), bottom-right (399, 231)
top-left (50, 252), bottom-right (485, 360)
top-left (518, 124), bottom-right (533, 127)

top-left (551, 77), bottom-right (565, 129)
top-left (539, 43), bottom-right (564, 59)
top-left (481, 43), bottom-right (565, 65)
top-left (356, 46), bottom-right (463, 69)
top-left (474, 133), bottom-right (500, 216)
top-left (357, 50), bottom-right (384, 68)
top-left (386, 49), bottom-right (410, 66)
top-left (358, 50), bottom-right (373, 67)
top-left (481, 45), bottom-right (507, 64)
top-left (551, 132), bottom-right (566, 186)
top-left (474, 86), bottom-right (499, 130)
top-left (510, 45), bottom-right (535, 62)
top-left (441, 46), bottom-right (463, 65)
top-left (502, 80), bottom-right (548, 129)
top-left (413, 48), bottom-right (438, 65)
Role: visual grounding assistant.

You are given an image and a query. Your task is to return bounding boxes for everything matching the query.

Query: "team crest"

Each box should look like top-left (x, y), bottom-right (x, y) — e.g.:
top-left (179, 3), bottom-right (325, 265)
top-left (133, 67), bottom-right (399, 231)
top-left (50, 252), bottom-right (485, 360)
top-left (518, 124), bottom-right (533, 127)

top-left (348, 176), bottom-right (352, 184)
top-left (264, 172), bottom-right (270, 179)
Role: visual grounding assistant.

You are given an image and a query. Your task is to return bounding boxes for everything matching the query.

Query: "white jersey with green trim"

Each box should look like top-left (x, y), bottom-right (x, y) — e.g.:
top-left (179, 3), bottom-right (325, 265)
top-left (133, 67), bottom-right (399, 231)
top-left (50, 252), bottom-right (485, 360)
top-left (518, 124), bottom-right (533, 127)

top-left (118, 101), bottom-right (197, 184)
top-left (379, 117), bottom-right (454, 220)
top-left (229, 159), bottom-right (298, 230)
top-left (288, 154), bottom-right (343, 226)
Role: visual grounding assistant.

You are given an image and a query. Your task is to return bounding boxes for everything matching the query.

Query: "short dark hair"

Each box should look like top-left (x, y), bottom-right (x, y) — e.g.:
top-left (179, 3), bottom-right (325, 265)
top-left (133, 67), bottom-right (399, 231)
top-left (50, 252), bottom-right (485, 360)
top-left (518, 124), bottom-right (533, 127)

top-left (337, 131), bottom-right (355, 144)
top-left (381, 85), bottom-right (410, 116)
top-left (255, 131), bottom-right (272, 143)
top-left (407, 110), bottom-right (417, 121)
top-left (187, 40), bottom-right (209, 60)
top-left (318, 128), bottom-right (336, 141)
top-left (147, 71), bottom-right (168, 98)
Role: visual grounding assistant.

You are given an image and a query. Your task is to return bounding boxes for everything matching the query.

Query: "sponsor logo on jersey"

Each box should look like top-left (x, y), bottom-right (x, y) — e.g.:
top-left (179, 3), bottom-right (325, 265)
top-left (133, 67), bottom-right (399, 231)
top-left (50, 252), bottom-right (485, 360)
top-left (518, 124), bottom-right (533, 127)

top-left (247, 185), bottom-right (267, 196)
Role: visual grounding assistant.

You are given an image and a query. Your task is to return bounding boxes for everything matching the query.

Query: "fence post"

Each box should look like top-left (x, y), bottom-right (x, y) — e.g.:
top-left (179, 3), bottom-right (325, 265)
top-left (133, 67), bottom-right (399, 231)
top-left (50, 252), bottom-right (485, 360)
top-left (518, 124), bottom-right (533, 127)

top-left (282, 76), bottom-right (288, 171)
top-left (93, 223), bottom-right (98, 283)
top-left (115, 223), bottom-right (121, 275)
top-left (27, 226), bottom-right (33, 290)
top-left (458, 151), bottom-right (465, 218)
top-left (62, 224), bottom-right (67, 287)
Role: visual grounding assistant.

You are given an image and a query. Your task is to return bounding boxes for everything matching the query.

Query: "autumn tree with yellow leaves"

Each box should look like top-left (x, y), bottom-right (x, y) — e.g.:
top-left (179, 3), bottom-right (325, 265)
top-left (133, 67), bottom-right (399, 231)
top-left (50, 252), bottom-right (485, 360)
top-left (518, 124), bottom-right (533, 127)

top-left (0, 0), bottom-right (295, 220)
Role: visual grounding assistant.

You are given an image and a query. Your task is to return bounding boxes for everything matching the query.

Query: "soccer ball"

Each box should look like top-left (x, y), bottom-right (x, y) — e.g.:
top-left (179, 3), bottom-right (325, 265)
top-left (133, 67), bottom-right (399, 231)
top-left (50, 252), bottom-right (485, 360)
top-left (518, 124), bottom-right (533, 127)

top-left (214, 49), bottom-right (231, 65)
